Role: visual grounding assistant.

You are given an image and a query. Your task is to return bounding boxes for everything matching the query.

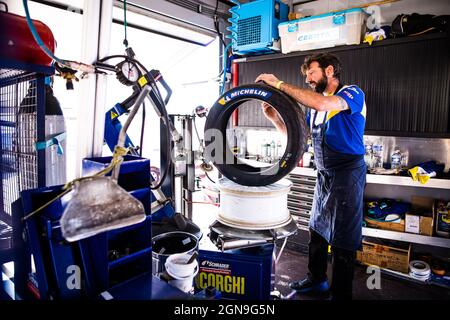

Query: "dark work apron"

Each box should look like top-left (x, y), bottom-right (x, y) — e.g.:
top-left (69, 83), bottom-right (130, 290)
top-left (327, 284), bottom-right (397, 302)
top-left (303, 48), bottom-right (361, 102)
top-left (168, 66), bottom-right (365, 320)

top-left (309, 85), bottom-right (366, 251)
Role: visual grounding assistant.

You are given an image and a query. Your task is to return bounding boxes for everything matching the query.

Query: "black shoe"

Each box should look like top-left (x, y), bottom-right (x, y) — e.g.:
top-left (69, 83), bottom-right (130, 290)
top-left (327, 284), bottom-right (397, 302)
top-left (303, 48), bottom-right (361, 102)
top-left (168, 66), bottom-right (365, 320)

top-left (289, 277), bottom-right (330, 293)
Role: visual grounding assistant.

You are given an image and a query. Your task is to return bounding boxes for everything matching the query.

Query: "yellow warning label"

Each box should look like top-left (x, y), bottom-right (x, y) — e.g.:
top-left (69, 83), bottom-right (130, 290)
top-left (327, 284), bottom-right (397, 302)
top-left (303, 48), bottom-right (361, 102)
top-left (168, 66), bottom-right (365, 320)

top-left (110, 111), bottom-right (118, 120)
top-left (196, 272), bottom-right (245, 295)
top-left (138, 76), bottom-right (148, 87)
top-left (218, 98), bottom-right (226, 105)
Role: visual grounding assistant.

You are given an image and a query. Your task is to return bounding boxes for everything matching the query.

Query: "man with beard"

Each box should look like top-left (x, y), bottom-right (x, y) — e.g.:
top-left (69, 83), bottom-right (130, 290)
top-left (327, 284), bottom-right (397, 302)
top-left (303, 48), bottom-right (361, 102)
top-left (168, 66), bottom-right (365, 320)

top-left (256, 53), bottom-right (366, 300)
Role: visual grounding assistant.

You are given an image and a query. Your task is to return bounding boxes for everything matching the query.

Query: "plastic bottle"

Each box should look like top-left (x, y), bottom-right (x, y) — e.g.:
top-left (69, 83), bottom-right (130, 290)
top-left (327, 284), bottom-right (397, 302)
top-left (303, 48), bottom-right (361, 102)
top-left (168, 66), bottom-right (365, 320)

top-left (270, 140), bottom-right (276, 162)
top-left (401, 149), bottom-right (409, 168)
top-left (372, 141), bottom-right (384, 168)
top-left (239, 133), bottom-right (247, 158)
top-left (364, 144), bottom-right (373, 169)
top-left (277, 140), bottom-right (283, 159)
top-left (232, 133), bottom-right (238, 155)
top-left (261, 139), bottom-right (267, 158)
top-left (390, 148), bottom-right (402, 170)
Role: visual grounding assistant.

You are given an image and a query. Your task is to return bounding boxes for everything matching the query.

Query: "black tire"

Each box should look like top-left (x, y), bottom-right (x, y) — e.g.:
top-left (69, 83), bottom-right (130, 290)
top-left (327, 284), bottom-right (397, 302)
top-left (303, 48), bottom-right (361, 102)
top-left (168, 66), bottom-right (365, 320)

top-left (204, 83), bottom-right (308, 186)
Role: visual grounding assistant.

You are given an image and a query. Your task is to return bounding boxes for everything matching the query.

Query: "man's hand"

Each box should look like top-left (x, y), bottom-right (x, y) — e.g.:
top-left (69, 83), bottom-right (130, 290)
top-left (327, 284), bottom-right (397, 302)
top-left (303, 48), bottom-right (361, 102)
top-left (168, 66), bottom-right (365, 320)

top-left (261, 102), bottom-right (287, 135)
top-left (255, 73), bottom-right (280, 87)
top-left (261, 102), bottom-right (278, 121)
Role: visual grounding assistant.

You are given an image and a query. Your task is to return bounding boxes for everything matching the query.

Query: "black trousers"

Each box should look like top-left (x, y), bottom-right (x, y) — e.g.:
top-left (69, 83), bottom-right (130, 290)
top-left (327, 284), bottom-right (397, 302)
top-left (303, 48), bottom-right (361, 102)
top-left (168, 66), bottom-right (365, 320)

top-left (308, 228), bottom-right (356, 300)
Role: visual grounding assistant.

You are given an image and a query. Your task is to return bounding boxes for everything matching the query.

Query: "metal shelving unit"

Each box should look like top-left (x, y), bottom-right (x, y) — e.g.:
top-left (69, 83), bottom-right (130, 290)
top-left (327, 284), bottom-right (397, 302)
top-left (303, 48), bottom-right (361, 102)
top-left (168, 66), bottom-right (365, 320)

top-left (287, 166), bottom-right (450, 250)
top-left (291, 167), bottom-right (450, 189)
top-left (362, 228), bottom-right (450, 248)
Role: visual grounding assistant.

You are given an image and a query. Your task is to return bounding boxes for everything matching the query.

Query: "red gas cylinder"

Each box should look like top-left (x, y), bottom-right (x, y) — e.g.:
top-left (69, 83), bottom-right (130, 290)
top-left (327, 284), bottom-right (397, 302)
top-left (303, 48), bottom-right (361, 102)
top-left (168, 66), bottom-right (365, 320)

top-left (0, 11), bottom-right (55, 66)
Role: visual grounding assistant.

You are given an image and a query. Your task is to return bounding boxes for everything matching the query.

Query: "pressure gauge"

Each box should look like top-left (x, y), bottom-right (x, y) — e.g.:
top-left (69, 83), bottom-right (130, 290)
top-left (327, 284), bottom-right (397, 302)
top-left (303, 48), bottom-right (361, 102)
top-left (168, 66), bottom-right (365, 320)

top-left (116, 60), bottom-right (141, 86)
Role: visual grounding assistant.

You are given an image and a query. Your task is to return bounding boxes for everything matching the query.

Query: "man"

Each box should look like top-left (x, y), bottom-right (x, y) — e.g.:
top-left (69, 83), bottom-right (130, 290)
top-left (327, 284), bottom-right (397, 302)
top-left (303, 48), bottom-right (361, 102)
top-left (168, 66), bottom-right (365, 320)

top-left (256, 53), bottom-right (366, 300)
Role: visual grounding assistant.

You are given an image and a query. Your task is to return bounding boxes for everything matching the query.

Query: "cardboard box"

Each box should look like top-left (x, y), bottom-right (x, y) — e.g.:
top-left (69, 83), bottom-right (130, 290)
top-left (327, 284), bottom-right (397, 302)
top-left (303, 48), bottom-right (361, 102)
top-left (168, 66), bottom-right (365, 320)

top-left (364, 217), bottom-right (405, 232)
top-left (405, 214), bottom-right (433, 235)
top-left (407, 196), bottom-right (435, 236)
top-left (405, 214), bottom-right (420, 234)
top-left (357, 238), bottom-right (411, 273)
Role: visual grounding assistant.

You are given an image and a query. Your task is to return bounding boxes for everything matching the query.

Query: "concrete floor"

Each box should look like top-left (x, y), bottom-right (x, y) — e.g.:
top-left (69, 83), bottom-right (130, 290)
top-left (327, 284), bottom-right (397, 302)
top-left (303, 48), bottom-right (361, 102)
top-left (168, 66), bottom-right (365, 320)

top-left (274, 248), bottom-right (450, 300)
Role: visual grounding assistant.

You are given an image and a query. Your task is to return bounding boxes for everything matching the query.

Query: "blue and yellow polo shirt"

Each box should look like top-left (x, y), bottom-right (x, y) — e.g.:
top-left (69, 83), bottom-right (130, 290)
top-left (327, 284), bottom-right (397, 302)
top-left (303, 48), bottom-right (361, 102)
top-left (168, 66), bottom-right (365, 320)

top-left (306, 85), bottom-right (366, 155)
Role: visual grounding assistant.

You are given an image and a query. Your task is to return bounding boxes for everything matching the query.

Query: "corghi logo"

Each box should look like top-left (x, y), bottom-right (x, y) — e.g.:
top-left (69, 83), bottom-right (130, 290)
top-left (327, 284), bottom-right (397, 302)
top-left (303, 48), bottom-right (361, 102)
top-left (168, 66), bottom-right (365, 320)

top-left (218, 88), bottom-right (272, 105)
top-left (196, 272), bottom-right (245, 295)
top-left (196, 260), bottom-right (245, 295)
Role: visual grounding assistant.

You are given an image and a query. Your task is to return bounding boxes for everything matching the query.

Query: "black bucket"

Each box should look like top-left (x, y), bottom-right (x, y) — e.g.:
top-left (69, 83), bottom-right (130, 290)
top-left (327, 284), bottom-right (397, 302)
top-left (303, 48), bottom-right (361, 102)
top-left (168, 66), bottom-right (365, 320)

top-left (152, 231), bottom-right (199, 276)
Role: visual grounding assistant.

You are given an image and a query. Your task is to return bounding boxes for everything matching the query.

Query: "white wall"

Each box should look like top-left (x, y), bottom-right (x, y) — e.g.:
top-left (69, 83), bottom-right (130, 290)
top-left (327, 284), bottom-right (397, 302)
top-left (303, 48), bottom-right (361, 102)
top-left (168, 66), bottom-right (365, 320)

top-left (294, 0), bottom-right (450, 26)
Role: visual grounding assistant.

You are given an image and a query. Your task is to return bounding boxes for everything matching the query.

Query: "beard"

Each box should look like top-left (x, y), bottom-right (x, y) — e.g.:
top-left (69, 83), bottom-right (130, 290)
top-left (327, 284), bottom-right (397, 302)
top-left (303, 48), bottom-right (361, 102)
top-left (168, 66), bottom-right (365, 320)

top-left (309, 72), bottom-right (328, 94)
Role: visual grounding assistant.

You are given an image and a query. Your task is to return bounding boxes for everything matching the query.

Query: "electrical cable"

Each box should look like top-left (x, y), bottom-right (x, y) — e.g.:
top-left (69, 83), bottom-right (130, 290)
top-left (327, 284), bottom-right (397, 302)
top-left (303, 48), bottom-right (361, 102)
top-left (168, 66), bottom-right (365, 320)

top-left (220, 43), bottom-right (233, 94)
top-left (23, 0), bottom-right (95, 74)
top-left (193, 114), bottom-right (215, 184)
top-left (214, 0), bottom-right (226, 48)
top-left (97, 55), bottom-right (149, 74)
top-left (204, 171), bottom-right (216, 184)
top-left (213, 0), bottom-right (232, 94)
top-left (0, 1), bottom-right (8, 12)
top-left (192, 116), bottom-right (202, 145)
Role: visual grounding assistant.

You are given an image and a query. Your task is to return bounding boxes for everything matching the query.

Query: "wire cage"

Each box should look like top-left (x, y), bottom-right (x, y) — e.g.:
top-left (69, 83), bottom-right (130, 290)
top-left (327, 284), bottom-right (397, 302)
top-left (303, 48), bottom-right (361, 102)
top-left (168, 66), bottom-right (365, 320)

top-left (0, 59), bottom-right (51, 254)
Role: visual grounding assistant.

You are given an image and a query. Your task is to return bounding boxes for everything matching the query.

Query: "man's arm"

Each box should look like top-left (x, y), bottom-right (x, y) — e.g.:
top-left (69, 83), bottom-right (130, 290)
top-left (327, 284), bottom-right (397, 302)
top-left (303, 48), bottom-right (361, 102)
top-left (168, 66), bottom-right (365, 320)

top-left (262, 103), bottom-right (287, 135)
top-left (255, 74), bottom-right (348, 112)
top-left (280, 82), bottom-right (348, 112)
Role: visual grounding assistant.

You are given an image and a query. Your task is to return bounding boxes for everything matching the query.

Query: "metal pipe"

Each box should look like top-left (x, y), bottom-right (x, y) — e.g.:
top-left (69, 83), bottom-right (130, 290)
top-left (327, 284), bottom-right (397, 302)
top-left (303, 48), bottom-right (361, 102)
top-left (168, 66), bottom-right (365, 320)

top-left (220, 239), bottom-right (269, 251)
top-left (112, 85), bottom-right (151, 181)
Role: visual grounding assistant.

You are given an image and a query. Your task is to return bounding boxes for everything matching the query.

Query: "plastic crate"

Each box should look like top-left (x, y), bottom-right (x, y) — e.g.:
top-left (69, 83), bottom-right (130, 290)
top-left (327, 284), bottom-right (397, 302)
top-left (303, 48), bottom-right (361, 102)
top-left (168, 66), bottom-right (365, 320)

top-left (278, 8), bottom-right (367, 53)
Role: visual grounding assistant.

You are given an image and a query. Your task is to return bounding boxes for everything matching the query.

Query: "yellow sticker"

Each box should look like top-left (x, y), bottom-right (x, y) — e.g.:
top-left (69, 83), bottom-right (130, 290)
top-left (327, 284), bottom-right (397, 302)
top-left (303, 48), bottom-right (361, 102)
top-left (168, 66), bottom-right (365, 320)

top-left (218, 98), bottom-right (226, 105)
top-left (138, 76), bottom-right (148, 87)
top-left (111, 111), bottom-right (118, 120)
top-left (280, 160), bottom-right (287, 168)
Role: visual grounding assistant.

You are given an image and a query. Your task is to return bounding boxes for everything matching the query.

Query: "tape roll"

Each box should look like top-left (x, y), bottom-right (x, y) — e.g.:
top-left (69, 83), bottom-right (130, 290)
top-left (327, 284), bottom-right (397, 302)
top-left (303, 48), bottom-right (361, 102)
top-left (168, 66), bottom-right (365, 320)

top-left (409, 272), bottom-right (430, 281)
top-left (409, 260), bottom-right (431, 280)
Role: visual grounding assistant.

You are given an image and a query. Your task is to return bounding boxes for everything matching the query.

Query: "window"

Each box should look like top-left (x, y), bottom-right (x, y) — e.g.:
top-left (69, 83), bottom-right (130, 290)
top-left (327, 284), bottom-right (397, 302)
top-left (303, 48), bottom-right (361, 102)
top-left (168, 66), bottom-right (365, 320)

top-left (103, 6), bottom-right (220, 169)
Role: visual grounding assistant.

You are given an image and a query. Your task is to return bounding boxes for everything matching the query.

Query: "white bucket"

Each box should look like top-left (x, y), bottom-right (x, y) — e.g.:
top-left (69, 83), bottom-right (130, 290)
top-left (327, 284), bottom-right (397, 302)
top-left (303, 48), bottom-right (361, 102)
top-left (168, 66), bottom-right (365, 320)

top-left (217, 178), bottom-right (293, 230)
top-left (165, 253), bottom-right (199, 293)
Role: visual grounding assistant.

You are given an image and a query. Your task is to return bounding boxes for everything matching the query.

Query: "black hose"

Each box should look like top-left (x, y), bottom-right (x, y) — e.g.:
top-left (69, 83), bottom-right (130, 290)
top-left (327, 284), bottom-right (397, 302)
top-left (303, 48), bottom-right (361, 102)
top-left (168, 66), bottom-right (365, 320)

top-left (214, 0), bottom-right (226, 48)
top-left (146, 73), bottom-right (173, 191)
top-left (97, 55), bottom-right (149, 74)
top-left (98, 54), bottom-right (172, 190)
